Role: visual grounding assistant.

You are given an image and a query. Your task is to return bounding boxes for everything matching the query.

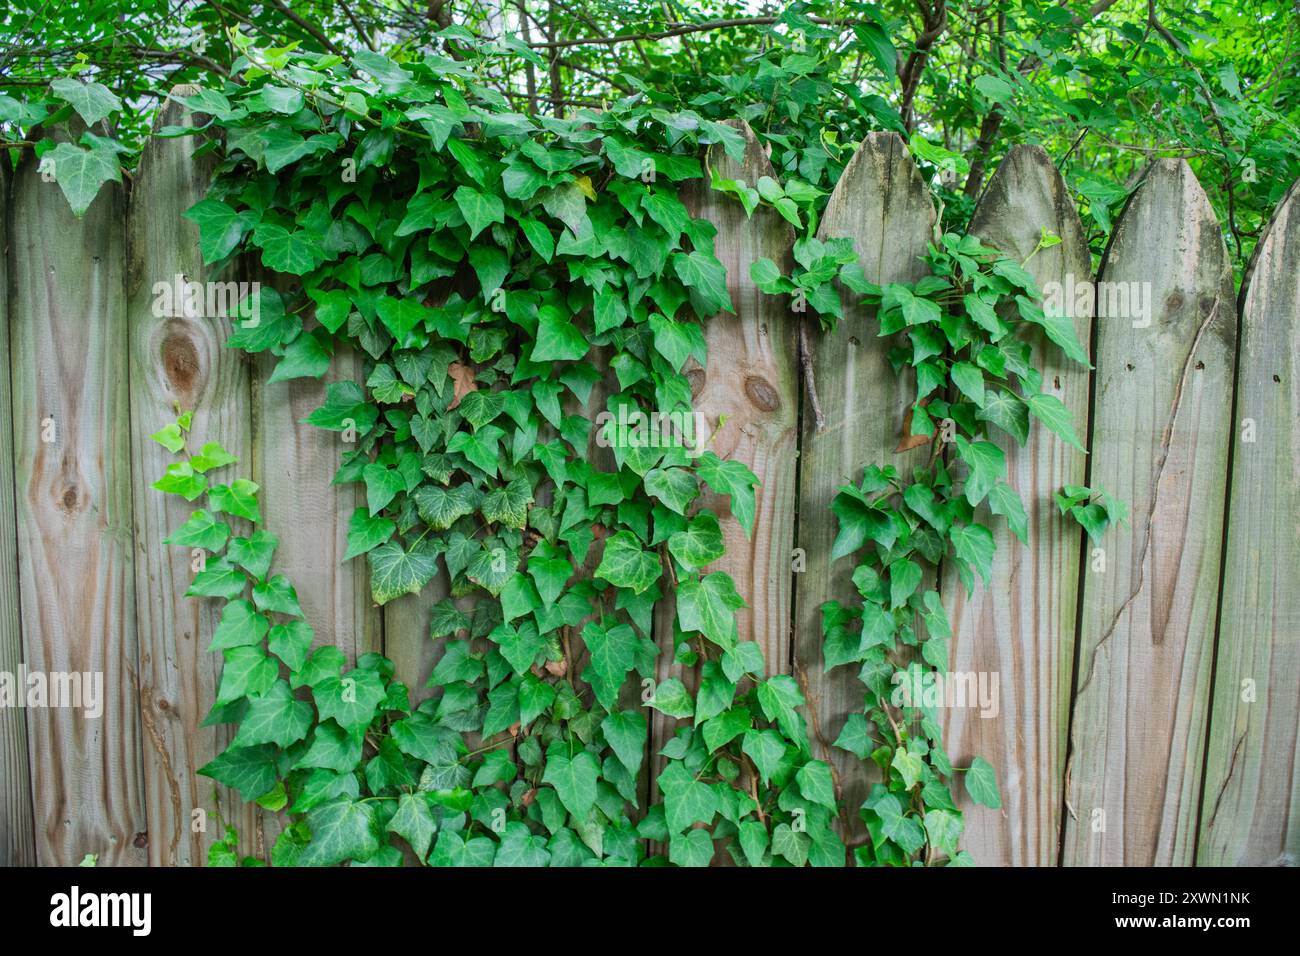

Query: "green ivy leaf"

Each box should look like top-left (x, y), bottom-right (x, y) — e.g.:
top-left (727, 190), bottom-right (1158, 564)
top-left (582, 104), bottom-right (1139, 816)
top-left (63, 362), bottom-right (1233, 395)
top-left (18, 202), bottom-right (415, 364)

top-left (648, 677), bottom-right (694, 719)
top-left (45, 141), bottom-right (121, 217)
top-left (164, 509), bottom-right (230, 551)
top-left (676, 572), bottom-right (746, 650)
top-left (50, 77), bottom-right (122, 125)
top-left (601, 710), bottom-right (647, 777)
top-left (964, 756), bottom-right (1002, 808)
top-left (231, 680), bottom-right (313, 748)
top-left (540, 743), bottom-right (600, 821)
top-left (209, 479), bottom-right (261, 522)
top-left (344, 507), bottom-right (396, 560)
top-left (594, 530), bottom-right (660, 595)
top-left (667, 511), bottom-right (725, 570)
top-left (299, 798), bottom-right (382, 866)
top-left (368, 541), bottom-right (439, 605)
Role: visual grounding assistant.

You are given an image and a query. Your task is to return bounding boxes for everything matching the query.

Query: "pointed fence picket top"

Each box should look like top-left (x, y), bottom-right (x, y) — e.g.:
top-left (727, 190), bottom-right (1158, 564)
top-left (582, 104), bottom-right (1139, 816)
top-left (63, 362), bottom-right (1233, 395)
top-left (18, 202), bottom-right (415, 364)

top-left (0, 159), bottom-right (35, 867)
top-left (10, 127), bottom-right (146, 865)
top-left (941, 145), bottom-right (1092, 866)
top-left (1199, 177), bottom-right (1300, 866)
top-left (1063, 159), bottom-right (1236, 866)
top-left (792, 131), bottom-right (935, 851)
top-left (127, 87), bottom-right (265, 865)
top-left (648, 119), bottom-right (798, 826)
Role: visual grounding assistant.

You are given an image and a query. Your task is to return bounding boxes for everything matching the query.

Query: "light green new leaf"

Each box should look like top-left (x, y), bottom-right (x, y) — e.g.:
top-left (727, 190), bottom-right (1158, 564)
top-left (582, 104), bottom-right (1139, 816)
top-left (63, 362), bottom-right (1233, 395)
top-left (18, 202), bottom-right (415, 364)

top-left (165, 509), bottom-right (230, 551)
top-left (45, 140), bottom-right (121, 217)
top-left (208, 479), bottom-right (261, 522)
top-left (50, 77), bottom-right (122, 125)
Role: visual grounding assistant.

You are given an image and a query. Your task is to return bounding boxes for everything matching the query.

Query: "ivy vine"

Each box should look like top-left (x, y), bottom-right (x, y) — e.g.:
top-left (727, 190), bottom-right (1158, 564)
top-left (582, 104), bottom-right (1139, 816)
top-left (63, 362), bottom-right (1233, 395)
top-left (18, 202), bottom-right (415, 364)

top-left (141, 29), bottom-right (1129, 867)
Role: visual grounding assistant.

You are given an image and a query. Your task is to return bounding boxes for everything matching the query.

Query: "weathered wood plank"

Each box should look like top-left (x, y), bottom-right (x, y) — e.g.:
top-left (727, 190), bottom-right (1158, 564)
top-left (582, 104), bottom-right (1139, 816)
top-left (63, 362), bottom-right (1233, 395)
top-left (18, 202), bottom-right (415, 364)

top-left (1198, 177), bottom-right (1300, 866)
top-left (127, 90), bottom-right (265, 865)
top-left (648, 119), bottom-right (797, 829)
top-left (792, 132), bottom-right (935, 850)
top-left (1062, 159), bottom-right (1236, 865)
top-left (0, 156), bottom-right (37, 866)
top-left (941, 146), bottom-right (1092, 865)
top-left (11, 132), bottom-right (146, 865)
top-left (252, 346), bottom-right (380, 667)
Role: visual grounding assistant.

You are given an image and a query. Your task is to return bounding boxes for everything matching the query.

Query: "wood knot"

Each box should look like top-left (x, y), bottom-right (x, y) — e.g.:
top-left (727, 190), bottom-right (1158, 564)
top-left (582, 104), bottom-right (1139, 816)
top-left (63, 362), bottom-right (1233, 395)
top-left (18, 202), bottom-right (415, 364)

top-left (58, 486), bottom-right (81, 513)
top-left (132, 832), bottom-right (149, 849)
top-left (744, 375), bottom-right (780, 412)
top-left (686, 367), bottom-right (706, 399)
top-left (161, 325), bottom-right (201, 396)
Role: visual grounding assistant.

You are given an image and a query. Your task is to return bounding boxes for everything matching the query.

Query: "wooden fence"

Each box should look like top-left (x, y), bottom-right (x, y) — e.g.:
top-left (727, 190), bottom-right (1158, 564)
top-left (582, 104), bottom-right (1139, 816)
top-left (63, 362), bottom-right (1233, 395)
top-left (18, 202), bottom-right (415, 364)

top-left (1, 100), bottom-right (1297, 867)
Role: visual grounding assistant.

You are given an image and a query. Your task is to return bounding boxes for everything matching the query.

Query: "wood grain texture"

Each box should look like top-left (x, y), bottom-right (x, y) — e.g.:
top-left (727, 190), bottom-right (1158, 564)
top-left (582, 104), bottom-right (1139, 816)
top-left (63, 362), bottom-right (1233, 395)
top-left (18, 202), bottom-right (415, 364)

top-left (0, 157), bottom-right (37, 866)
top-left (252, 346), bottom-right (380, 667)
top-left (1062, 159), bottom-right (1236, 866)
top-left (941, 146), bottom-right (1092, 865)
top-left (792, 132), bottom-right (935, 849)
top-left (649, 119), bottom-right (797, 821)
top-left (1198, 177), bottom-right (1300, 866)
top-left (126, 90), bottom-right (265, 865)
top-left (11, 133), bottom-right (146, 865)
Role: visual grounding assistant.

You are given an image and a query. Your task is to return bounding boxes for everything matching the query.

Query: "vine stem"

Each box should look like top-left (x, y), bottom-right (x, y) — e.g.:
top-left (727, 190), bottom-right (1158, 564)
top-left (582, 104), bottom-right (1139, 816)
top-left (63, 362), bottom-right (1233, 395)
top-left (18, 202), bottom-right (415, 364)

top-left (799, 318), bottom-right (827, 432)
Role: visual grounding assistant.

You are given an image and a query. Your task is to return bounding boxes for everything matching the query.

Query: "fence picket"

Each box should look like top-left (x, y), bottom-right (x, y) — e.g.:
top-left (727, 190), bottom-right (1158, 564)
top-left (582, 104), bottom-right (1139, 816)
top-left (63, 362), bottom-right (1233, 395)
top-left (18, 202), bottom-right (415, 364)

top-left (0, 158), bottom-right (36, 866)
top-left (1062, 159), bottom-right (1236, 865)
top-left (941, 145), bottom-right (1092, 865)
top-left (126, 89), bottom-right (266, 865)
top-left (648, 119), bottom-right (798, 832)
top-left (1198, 177), bottom-right (1300, 866)
top-left (11, 129), bottom-right (145, 865)
top-left (793, 132), bottom-right (935, 850)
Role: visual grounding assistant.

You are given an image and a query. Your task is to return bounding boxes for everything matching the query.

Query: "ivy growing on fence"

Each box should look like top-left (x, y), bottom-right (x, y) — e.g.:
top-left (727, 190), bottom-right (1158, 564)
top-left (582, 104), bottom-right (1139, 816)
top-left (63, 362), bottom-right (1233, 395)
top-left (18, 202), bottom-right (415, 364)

top-left (138, 28), bottom-right (1125, 866)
